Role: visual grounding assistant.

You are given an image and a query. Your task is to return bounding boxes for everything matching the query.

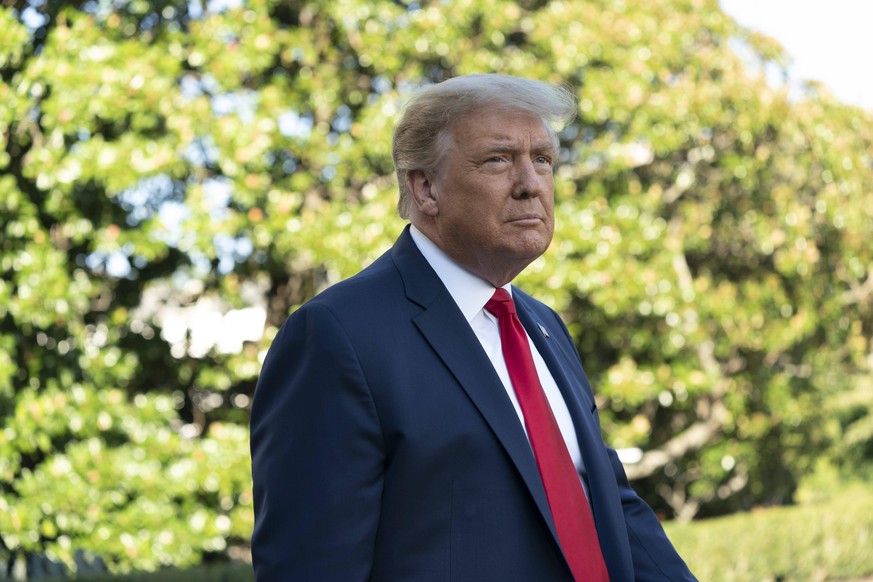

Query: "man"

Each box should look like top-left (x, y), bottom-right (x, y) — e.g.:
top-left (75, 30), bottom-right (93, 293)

top-left (250, 74), bottom-right (696, 581)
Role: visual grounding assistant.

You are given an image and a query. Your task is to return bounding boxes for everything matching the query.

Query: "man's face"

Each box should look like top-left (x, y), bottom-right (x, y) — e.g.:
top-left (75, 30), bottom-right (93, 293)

top-left (428, 107), bottom-right (556, 284)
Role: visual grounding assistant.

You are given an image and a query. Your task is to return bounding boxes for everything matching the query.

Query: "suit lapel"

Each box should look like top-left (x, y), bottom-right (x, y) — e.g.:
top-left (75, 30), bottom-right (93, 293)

top-left (390, 228), bottom-right (559, 543)
top-left (514, 293), bottom-right (605, 482)
top-left (413, 304), bottom-right (557, 525)
top-left (514, 296), bottom-right (596, 430)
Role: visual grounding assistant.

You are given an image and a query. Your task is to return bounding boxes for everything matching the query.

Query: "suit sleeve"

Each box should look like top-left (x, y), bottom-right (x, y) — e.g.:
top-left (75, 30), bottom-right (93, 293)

top-left (250, 302), bottom-right (384, 582)
top-left (606, 445), bottom-right (697, 581)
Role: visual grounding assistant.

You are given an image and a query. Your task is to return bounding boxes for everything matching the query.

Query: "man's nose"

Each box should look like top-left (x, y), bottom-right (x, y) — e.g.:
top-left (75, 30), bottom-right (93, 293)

top-left (511, 157), bottom-right (546, 199)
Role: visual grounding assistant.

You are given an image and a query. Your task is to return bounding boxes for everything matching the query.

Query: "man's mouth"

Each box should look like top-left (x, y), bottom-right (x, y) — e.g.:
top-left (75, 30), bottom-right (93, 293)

top-left (509, 215), bottom-right (542, 225)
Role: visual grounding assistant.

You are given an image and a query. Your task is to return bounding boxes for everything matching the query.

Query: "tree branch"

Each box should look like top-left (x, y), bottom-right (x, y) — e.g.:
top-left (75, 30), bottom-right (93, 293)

top-left (624, 397), bottom-right (728, 480)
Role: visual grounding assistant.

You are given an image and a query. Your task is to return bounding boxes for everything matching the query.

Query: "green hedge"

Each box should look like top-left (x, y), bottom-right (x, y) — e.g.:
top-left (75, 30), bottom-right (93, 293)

top-left (665, 484), bottom-right (873, 581)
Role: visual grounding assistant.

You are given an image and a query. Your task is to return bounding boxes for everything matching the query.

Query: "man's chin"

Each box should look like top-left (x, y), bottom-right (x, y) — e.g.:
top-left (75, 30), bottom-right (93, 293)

top-left (502, 240), bottom-right (551, 263)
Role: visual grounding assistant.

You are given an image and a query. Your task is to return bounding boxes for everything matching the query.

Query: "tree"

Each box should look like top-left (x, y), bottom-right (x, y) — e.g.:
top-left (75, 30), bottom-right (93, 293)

top-left (0, 0), bottom-right (871, 573)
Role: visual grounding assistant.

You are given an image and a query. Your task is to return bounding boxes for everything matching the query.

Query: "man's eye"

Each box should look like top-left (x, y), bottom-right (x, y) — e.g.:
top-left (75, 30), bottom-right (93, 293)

top-left (535, 156), bottom-right (552, 165)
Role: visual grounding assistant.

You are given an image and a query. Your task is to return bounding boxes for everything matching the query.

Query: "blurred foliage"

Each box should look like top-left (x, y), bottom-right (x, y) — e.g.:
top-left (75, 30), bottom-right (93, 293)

top-left (0, 386), bottom-right (252, 573)
top-left (0, 0), bottom-right (872, 575)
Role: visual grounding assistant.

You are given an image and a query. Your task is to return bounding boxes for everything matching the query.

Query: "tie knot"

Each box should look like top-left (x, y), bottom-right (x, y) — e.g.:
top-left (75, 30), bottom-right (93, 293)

top-left (485, 288), bottom-right (516, 317)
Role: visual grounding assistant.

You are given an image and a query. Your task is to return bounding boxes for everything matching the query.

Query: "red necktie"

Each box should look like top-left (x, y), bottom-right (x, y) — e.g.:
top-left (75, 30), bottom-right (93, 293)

top-left (485, 288), bottom-right (609, 582)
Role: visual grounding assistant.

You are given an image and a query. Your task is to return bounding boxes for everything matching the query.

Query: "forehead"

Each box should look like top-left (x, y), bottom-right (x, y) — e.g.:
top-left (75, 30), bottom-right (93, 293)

top-left (452, 108), bottom-right (554, 148)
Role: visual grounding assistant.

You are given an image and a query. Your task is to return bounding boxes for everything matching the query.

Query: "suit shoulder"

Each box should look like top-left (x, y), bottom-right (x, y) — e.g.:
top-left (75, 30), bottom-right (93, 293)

top-left (285, 252), bottom-right (409, 333)
top-left (306, 252), bottom-right (399, 307)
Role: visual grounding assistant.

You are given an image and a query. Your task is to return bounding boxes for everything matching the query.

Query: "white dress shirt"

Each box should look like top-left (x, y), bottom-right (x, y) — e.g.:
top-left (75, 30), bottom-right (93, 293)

top-left (409, 226), bottom-right (587, 480)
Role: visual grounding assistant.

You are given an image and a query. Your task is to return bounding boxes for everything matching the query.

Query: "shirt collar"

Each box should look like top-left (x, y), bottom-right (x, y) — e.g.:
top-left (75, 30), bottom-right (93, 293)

top-left (409, 224), bottom-right (510, 322)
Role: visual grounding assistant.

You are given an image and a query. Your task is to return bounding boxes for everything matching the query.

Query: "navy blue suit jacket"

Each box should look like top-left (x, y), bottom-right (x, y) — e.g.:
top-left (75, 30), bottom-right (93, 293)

top-left (250, 226), bottom-right (696, 581)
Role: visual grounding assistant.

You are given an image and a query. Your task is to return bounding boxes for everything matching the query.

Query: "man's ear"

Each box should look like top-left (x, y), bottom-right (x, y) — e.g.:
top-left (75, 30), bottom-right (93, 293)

top-left (406, 169), bottom-right (439, 217)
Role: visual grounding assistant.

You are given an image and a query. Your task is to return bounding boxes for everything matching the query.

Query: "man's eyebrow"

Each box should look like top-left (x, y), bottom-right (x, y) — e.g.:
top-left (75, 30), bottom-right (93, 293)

top-left (531, 140), bottom-right (556, 154)
top-left (477, 140), bottom-right (555, 154)
top-left (483, 143), bottom-right (516, 153)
